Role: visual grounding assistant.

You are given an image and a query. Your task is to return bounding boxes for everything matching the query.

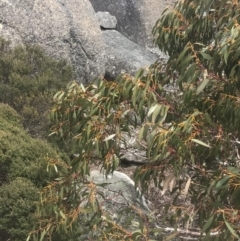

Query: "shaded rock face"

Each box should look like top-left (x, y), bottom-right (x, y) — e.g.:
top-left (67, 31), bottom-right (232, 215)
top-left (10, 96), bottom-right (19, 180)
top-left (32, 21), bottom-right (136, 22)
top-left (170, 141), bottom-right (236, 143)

top-left (103, 30), bottom-right (158, 80)
top-left (0, 0), bottom-right (105, 83)
top-left (90, 0), bottom-right (175, 47)
top-left (90, 0), bottom-right (144, 46)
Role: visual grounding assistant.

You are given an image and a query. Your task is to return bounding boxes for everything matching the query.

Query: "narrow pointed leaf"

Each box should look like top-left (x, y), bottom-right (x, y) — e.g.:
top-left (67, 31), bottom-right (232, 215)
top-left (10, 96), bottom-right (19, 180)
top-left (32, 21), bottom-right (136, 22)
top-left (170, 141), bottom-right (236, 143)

top-left (148, 104), bottom-right (158, 117)
top-left (104, 134), bottom-right (116, 141)
top-left (191, 138), bottom-right (211, 148)
top-left (196, 78), bottom-right (210, 95)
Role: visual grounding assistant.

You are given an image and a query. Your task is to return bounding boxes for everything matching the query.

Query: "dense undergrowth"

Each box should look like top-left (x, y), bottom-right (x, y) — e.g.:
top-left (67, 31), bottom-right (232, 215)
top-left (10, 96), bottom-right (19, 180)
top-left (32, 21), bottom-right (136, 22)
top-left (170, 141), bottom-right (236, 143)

top-left (0, 39), bottom-right (74, 241)
top-left (0, 38), bottom-right (73, 138)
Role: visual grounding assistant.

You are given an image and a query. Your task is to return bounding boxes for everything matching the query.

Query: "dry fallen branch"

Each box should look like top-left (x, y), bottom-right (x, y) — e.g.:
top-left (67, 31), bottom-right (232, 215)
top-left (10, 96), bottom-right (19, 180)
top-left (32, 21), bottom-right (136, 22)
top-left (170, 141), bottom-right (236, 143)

top-left (155, 224), bottom-right (220, 240)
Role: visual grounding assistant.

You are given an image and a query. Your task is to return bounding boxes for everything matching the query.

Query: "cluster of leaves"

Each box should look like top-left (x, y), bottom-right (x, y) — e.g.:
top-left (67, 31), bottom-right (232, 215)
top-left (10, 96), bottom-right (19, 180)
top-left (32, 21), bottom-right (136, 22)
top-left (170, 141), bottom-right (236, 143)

top-left (0, 103), bottom-right (70, 241)
top-left (32, 0), bottom-right (240, 240)
top-left (30, 78), bottom-right (156, 240)
top-left (0, 38), bottom-right (73, 138)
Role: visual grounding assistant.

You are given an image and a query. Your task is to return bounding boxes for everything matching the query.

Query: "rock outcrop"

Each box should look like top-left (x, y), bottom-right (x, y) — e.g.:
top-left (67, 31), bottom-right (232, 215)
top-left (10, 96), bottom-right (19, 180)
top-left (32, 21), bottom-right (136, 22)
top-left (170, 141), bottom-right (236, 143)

top-left (90, 170), bottom-right (151, 227)
top-left (96, 11), bottom-right (117, 29)
top-left (90, 0), bottom-right (175, 47)
top-left (90, 170), bottom-right (150, 211)
top-left (0, 0), bottom-right (106, 83)
top-left (103, 30), bottom-right (157, 80)
top-left (76, 170), bottom-right (152, 240)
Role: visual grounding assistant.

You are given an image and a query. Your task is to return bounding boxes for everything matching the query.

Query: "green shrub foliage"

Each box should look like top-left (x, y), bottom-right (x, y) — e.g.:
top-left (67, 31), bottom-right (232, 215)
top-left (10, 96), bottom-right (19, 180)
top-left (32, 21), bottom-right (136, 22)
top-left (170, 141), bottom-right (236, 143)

top-left (0, 178), bottom-right (38, 241)
top-left (32, 0), bottom-right (240, 240)
top-left (0, 103), bottom-right (68, 187)
top-left (0, 38), bottom-right (73, 138)
top-left (0, 103), bottom-right (70, 241)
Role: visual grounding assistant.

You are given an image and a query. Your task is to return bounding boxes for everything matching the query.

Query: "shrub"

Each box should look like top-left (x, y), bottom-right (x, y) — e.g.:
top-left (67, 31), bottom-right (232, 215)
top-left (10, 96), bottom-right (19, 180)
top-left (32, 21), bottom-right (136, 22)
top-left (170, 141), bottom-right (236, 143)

top-left (0, 102), bottom-right (23, 128)
top-left (0, 38), bottom-right (73, 138)
top-left (0, 178), bottom-right (38, 241)
top-left (0, 103), bottom-right (71, 241)
top-left (0, 103), bottom-right (69, 187)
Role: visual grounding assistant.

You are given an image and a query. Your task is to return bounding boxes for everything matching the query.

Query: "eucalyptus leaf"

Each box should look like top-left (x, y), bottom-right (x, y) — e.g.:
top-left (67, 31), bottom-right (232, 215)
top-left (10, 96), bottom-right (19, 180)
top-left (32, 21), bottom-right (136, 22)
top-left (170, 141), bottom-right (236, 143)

top-left (191, 138), bottom-right (211, 148)
top-left (196, 78), bottom-right (210, 95)
top-left (103, 134), bottom-right (116, 142)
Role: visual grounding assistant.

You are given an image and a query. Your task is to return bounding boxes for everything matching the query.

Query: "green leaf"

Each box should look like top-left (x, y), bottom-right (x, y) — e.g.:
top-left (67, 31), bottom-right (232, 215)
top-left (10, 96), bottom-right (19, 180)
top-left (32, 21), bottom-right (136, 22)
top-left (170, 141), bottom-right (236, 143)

top-left (83, 161), bottom-right (87, 175)
top-left (148, 104), bottom-right (159, 117)
top-left (215, 175), bottom-right (230, 189)
top-left (211, 201), bottom-right (224, 208)
top-left (204, 113), bottom-right (215, 127)
top-left (196, 78), bottom-right (210, 95)
top-left (53, 164), bottom-right (58, 173)
top-left (135, 68), bottom-right (144, 81)
top-left (60, 211), bottom-right (66, 220)
top-left (191, 138), bottom-right (211, 148)
top-left (223, 45), bottom-right (229, 64)
top-left (207, 180), bottom-right (217, 195)
top-left (73, 110), bottom-right (76, 120)
top-left (223, 214), bottom-right (240, 238)
top-left (40, 229), bottom-right (46, 241)
top-left (178, 55), bottom-right (193, 68)
top-left (87, 123), bottom-right (92, 139)
top-left (159, 106), bottom-right (169, 124)
top-left (225, 220), bottom-right (239, 238)
top-left (176, 46), bottom-right (189, 65)
top-left (58, 91), bottom-right (65, 100)
top-left (131, 229), bottom-right (142, 239)
top-left (202, 215), bottom-right (215, 233)
top-left (185, 64), bottom-right (196, 82)
top-left (227, 166), bottom-right (240, 175)
top-left (132, 86), bottom-right (138, 107)
top-left (80, 83), bottom-right (86, 92)
top-left (152, 105), bottom-right (162, 123)
top-left (121, 109), bottom-right (130, 117)
top-left (200, 51), bottom-right (212, 60)
top-left (141, 124), bottom-right (149, 140)
top-left (230, 187), bottom-right (240, 205)
top-left (138, 125), bottom-right (145, 141)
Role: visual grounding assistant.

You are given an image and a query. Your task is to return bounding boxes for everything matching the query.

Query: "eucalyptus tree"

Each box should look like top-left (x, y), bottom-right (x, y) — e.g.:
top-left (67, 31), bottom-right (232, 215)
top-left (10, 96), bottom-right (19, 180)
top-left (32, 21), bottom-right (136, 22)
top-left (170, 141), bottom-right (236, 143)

top-left (31, 0), bottom-right (240, 240)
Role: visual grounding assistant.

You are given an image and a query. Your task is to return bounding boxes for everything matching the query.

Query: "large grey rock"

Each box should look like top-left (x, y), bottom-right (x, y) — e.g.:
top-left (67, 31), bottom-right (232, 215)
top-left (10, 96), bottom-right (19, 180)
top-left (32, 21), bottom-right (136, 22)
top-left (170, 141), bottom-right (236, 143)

top-left (77, 170), bottom-right (151, 240)
top-left (90, 170), bottom-right (150, 214)
top-left (0, 0), bottom-right (106, 83)
top-left (96, 11), bottom-right (117, 29)
top-left (103, 30), bottom-right (158, 80)
top-left (89, 0), bottom-right (176, 47)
